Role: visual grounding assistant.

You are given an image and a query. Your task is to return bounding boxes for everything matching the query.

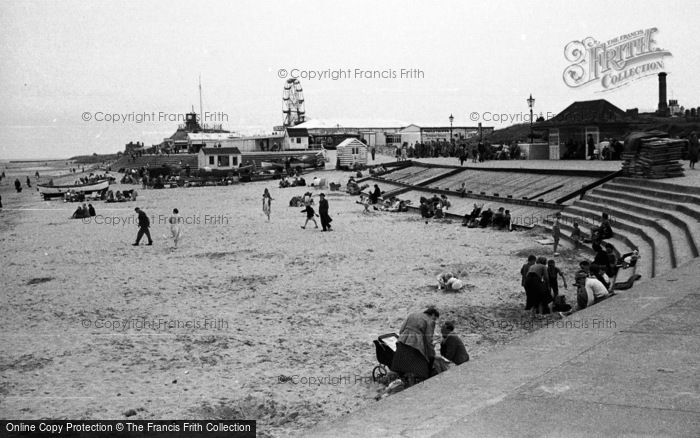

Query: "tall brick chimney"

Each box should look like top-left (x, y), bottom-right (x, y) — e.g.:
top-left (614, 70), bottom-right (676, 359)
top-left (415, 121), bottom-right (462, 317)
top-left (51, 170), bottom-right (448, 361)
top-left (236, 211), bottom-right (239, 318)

top-left (657, 72), bottom-right (668, 116)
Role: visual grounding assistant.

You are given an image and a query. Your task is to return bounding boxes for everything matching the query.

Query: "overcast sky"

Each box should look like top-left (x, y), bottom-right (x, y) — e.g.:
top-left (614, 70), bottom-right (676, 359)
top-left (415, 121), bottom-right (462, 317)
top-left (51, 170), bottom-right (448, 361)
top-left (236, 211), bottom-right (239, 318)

top-left (1, 0), bottom-right (698, 159)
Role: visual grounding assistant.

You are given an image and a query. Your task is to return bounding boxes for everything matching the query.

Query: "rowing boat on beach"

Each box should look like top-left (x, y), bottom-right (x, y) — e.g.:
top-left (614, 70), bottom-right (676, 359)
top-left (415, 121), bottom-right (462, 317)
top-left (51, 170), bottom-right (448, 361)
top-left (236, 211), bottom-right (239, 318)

top-left (37, 179), bottom-right (110, 200)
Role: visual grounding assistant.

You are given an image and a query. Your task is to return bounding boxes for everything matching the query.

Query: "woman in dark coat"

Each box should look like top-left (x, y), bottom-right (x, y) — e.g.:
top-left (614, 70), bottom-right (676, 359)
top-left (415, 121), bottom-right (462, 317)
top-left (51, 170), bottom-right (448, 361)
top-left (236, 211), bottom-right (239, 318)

top-left (689, 131), bottom-right (698, 169)
top-left (391, 307), bottom-right (440, 385)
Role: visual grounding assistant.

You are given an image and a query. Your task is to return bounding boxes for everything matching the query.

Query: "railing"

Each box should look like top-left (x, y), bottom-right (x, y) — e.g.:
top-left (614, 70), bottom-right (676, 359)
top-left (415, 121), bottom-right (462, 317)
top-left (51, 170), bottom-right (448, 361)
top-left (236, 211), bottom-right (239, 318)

top-left (555, 170), bottom-right (623, 204)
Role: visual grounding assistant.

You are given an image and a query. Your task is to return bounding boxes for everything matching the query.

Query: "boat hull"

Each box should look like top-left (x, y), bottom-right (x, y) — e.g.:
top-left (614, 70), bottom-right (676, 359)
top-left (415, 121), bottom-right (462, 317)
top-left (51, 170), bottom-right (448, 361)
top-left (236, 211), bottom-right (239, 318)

top-left (38, 180), bottom-right (110, 199)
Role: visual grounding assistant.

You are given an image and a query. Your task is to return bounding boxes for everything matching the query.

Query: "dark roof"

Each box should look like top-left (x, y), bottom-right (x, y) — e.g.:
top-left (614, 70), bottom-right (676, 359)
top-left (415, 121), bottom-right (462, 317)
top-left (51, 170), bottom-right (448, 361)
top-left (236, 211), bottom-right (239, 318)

top-left (200, 147), bottom-right (241, 155)
top-left (546, 99), bottom-right (628, 125)
top-left (286, 128), bottom-right (309, 137)
top-left (169, 128), bottom-right (189, 142)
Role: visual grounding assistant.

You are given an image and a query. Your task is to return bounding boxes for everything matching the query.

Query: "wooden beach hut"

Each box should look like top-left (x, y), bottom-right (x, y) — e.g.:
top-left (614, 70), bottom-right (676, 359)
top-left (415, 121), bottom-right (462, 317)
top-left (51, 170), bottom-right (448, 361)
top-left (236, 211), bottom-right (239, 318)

top-left (336, 138), bottom-right (368, 169)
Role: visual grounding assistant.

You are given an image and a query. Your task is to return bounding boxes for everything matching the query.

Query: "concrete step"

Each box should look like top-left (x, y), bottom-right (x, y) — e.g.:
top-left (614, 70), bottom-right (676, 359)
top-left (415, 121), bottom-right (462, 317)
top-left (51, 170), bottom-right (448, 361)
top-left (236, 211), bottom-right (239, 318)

top-left (603, 182), bottom-right (700, 207)
top-left (592, 188), bottom-right (700, 223)
top-left (614, 177), bottom-right (700, 196)
top-left (565, 204), bottom-right (667, 277)
top-left (585, 192), bottom-right (699, 258)
top-left (543, 213), bottom-right (652, 281)
top-left (574, 198), bottom-right (685, 270)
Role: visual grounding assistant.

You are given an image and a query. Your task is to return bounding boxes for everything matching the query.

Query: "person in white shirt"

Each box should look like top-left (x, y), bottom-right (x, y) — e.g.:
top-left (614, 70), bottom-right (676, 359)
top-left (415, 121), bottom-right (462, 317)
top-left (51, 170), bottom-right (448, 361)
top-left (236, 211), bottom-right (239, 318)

top-left (586, 276), bottom-right (610, 303)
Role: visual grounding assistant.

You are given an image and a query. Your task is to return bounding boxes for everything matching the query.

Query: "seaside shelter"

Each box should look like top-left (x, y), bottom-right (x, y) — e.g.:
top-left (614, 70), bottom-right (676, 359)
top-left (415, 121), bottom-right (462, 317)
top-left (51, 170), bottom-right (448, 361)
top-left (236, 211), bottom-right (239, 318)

top-left (197, 146), bottom-right (242, 170)
top-left (541, 99), bottom-right (632, 159)
top-left (336, 138), bottom-right (368, 169)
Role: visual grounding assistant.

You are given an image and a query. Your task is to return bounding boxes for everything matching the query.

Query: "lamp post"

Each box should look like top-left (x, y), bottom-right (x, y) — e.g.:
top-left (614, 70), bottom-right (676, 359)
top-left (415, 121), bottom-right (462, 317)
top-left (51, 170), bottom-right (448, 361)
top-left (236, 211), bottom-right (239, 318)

top-left (449, 113), bottom-right (454, 144)
top-left (527, 94), bottom-right (535, 144)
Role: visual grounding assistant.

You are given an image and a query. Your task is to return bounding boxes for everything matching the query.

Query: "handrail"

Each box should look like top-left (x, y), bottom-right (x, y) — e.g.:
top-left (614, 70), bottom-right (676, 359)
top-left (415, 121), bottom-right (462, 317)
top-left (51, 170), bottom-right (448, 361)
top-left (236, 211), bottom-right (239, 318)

top-left (555, 169), bottom-right (623, 204)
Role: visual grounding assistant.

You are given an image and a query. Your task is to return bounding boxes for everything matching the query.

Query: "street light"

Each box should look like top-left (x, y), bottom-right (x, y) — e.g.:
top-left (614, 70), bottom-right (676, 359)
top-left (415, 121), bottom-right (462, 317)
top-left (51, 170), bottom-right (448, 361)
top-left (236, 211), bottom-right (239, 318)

top-left (527, 94), bottom-right (535, 144)
top-left (449, 114), bottom-right (454, 143)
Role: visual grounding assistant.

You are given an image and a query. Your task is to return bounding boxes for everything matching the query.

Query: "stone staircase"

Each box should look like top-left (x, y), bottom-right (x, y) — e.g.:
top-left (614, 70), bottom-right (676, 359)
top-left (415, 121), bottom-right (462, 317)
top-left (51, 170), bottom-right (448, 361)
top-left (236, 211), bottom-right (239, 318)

top-left (546, 177), bottom-right (700, 282)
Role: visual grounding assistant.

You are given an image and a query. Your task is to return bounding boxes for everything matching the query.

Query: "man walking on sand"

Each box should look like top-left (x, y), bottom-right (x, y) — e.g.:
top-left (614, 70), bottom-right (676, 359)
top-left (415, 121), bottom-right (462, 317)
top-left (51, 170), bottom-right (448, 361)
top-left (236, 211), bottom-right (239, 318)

top-left (319, 193), bottom-right (332, 232)
top-left (133, 207), bottom-right (153, 246)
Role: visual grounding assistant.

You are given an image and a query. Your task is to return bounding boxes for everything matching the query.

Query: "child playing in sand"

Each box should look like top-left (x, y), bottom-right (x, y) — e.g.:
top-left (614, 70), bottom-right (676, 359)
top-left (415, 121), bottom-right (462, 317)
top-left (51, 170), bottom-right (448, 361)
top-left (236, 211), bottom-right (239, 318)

top-left (436, 272), bottom-right (464, 290)
top-left (301, 204), bottom-right (318, 229)
top-left (436, 272), bottom-right (454, 290)
top-left (169, 208), bottom-right (182, 248)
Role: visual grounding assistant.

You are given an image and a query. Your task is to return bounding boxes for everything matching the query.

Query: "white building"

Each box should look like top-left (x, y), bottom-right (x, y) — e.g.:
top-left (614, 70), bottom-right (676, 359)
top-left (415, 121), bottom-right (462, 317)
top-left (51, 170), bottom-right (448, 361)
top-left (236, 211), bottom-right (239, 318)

top-left (336, 138), bottom-right (368, 169)
top-left (197, 147), bottom-right (242, 170)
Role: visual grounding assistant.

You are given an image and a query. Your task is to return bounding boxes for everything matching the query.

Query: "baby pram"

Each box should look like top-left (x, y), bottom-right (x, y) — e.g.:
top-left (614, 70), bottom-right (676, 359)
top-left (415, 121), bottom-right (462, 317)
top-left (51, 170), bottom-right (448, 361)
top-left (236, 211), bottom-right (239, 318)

top-left (372, 333), bottom-right (398, 382)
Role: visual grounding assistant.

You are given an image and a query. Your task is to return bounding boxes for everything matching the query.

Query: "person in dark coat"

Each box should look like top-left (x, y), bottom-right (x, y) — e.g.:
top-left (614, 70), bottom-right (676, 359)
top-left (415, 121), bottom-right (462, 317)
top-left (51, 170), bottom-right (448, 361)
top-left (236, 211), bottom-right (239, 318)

top-left (318, 193), bottom-right (332, 231)
top-left (525, 257), bottom-right (551, 315)
top-left (689, 131), bottom-right (699, 169)
top-left (369, 184), bottom-right (381, 204)
top-left (391, 307), bottom-right (440, 386)
top-left (14, 178), bottom-right (22, 192)
top-left (133, 207), bottom-right (153, 246)
top-left (26, 176), bottom-right (31, 188)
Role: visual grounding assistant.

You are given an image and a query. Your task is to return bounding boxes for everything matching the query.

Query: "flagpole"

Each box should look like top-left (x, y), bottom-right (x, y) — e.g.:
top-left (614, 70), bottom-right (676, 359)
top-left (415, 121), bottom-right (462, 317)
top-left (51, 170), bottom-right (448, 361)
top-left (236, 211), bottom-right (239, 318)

top-left (199, 74), bottom-right (203, 127)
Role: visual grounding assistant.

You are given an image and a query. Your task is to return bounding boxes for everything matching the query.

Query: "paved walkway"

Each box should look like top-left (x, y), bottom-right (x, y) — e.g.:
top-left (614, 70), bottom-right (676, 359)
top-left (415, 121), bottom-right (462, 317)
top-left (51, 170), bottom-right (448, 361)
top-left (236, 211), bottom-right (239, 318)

top-left (305, 257), bottom-right (700, 437)
top-left (361, 152), bottom-right (700, 189)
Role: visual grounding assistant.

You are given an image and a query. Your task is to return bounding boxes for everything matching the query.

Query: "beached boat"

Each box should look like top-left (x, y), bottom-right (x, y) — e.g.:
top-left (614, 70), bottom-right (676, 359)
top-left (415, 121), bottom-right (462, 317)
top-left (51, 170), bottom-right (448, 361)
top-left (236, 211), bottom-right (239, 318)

top-left (288, 153), bottom-right (325, 169)
top-left (38, 179), bottom-right (110, 200)
top-left (260, 161), bottom-right (285, 170)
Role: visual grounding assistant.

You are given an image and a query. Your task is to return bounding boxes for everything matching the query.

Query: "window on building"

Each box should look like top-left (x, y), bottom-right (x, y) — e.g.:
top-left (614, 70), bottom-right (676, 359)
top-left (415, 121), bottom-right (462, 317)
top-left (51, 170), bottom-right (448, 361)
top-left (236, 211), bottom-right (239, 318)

top-left (232, 156), bottom-right (238, 166)
top-left (209, 156), bottom-right (214, 165)
top-left (296, 138), bottom-right (301, 144)
top-left (219, 155), bottom-right (230, 167)
top-left (386, 134), bottom-right (401, 144)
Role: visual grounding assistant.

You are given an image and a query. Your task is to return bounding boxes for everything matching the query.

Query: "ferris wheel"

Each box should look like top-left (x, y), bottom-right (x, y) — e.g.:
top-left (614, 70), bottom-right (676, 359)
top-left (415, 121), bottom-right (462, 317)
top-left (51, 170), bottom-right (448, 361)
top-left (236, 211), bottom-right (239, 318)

top-left (282, 78), bottom-right (306, 127)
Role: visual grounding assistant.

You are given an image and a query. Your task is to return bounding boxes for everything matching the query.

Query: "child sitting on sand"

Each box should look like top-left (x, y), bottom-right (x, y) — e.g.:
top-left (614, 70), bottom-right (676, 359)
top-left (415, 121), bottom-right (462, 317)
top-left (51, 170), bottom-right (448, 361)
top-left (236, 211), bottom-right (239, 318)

top-left (433, 321), bottom-right (469, 374)
top-left (436, 272), bottom-right (464, 291)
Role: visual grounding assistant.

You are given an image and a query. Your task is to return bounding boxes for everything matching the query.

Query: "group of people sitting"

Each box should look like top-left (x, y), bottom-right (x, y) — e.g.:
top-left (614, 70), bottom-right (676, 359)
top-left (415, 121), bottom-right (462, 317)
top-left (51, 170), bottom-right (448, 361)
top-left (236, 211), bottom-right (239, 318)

top-left (289, 192), bottom-right (315, 208)
top-left (279, 175), bottom-right (306, 188)
top-left (390, 307), bottom-right (469, 388)
top-left (419, 194), bottom-right (451, 219)
top-left (359, 195), bottom-right (410, 213)
top-left (462, 203), bottom-right (511, 230)
top-left (368, 165), bottom-right (388, 176)
top-left (105, 189), bottom-right (137, 202)
top-left (346, 177), bottom-right (368, 195)
top-left (71, 203), bottom-right (96, 219)
top-left (520, 246), bottom-right (641, 317)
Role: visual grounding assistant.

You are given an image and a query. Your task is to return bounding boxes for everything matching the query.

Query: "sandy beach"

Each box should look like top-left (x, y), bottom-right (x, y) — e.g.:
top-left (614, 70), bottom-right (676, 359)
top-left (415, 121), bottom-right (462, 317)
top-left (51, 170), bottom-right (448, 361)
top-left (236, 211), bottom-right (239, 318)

top-left (0, 160), bottom-right (583, 437)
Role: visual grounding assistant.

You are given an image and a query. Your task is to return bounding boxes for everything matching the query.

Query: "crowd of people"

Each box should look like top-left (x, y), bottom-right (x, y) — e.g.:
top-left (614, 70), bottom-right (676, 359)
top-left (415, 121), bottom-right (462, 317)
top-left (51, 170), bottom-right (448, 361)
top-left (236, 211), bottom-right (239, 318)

top-left (519, 242), bottom-right (640, 317)
top-left (388, 140), bottom-right (518, 163)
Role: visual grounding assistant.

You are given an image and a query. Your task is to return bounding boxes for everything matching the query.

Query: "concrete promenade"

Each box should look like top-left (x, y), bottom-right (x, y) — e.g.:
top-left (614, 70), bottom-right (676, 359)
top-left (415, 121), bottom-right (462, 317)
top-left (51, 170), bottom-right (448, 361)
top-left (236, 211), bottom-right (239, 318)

top-left (305, 250), bottom-right (700, 437)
